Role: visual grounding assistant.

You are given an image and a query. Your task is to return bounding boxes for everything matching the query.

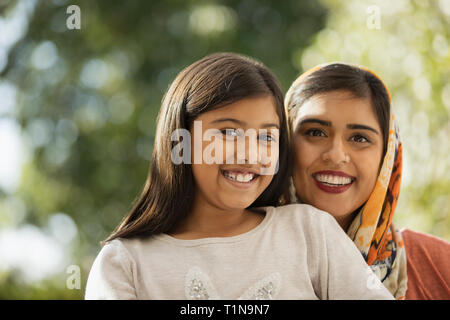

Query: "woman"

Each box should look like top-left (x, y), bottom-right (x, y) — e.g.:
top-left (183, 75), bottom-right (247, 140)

top-left (284, 63), bottom-right (450, 300)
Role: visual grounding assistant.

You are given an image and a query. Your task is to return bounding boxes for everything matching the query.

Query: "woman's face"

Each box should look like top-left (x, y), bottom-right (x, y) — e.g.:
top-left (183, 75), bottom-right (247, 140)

top-left (291, 90), bottom-right (384, 230)
top-left (190, 95), bottom-right (280, 211)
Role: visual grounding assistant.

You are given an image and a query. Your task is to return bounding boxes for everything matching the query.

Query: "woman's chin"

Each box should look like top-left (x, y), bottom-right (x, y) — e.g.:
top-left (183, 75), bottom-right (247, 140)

top-left (312, 202), bottom-right (353, 219)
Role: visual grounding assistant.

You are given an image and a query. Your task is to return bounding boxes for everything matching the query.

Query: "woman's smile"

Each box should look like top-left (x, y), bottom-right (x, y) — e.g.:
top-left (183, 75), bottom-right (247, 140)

top-left (291, 90), bottom-right (384, 228)
top-left (312, 170), bottom-right (356, 194)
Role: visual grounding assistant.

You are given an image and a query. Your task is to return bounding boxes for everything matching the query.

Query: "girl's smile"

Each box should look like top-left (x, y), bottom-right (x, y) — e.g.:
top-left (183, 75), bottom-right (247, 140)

top-left (221, 168), bottom-right (260, 188)
top-left (191, 95), bottom-right (280, 211)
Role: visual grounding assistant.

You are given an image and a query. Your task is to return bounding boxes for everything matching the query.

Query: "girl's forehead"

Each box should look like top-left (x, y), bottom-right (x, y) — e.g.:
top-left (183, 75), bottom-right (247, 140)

top-left (198, 96), bottom-right (279, 121)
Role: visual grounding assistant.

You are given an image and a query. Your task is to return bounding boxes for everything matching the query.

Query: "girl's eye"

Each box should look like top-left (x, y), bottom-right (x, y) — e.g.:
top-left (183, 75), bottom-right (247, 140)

top-left (221, 129), bottom-right (236, 135)
top-left (221, 129), bottom-right (239, 138)
top-left (350, 134), bottom-right (370, 143)
top-left (305, 129), bottom-right (326, 137)
top-left (259, 133), bottom-right (276, 142)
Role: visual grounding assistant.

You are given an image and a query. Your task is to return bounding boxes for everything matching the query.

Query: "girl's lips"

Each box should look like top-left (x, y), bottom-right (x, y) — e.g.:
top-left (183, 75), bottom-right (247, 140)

top-left (220, 170), bottom-right (259, 189)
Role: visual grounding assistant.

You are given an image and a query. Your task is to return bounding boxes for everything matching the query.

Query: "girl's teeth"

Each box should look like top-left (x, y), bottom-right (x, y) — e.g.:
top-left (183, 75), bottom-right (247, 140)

top-left (225, 172), bottom-right (236, 180)
top-left (315, 174), bottom-right (352, 185)
top-left (223, 171), bottom-right (255, 183)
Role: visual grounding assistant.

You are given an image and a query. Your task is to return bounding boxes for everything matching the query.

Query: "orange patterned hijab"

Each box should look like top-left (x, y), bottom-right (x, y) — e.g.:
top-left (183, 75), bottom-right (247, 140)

top-left (287, 63), bottom-right (408, 299)
top-left (346, 108), bottom-right (407, 299)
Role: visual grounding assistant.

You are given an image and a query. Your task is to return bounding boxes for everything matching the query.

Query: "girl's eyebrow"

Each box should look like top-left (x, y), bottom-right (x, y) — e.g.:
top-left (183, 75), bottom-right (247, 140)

top-left (211, 118), bottom-right (279, 129)
top-left (298, 118), bottom-right (379, 135)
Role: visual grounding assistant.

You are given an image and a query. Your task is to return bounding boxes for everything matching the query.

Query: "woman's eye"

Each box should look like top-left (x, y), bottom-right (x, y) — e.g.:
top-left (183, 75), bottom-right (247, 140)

top-left (305, 129), bottom-right (326, 137)
top-left (350, 134), bottom-right (370, 143)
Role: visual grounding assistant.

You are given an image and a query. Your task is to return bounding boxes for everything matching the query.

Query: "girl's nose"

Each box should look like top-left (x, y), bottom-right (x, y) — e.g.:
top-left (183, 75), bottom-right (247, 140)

top-left (236, 131), bottom-right (259, 164)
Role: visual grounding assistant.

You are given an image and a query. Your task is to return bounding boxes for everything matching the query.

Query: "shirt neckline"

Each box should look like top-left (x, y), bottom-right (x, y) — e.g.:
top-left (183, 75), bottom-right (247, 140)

top-left (153, 206), bottom-right (275, 247)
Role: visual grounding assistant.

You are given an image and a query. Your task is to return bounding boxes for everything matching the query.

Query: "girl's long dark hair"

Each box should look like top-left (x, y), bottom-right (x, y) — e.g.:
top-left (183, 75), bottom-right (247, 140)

top-left (104, 53), bottom-right (290, 243)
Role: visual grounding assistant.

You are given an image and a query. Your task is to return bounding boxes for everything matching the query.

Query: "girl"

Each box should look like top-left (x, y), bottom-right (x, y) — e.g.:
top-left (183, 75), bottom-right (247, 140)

top-left (85, 53), bottom-right (393, 300)
top-left (285, 62), bottom-right (450, 300)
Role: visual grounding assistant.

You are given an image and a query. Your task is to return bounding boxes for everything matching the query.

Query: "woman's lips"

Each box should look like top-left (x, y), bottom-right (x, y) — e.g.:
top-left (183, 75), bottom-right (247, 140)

top-left (312, 170), bottom-right (355, 194)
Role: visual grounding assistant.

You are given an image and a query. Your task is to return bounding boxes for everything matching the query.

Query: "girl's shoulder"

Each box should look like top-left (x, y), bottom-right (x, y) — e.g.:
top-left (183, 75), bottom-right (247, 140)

top-left (269, 203), bottom-right (340, 233)
top-left (271, 203), bottom-right (337, 223)
top-left (99, 236), bottom-right (156, 261)
top-left (96, 238), bottom-right (134, 263)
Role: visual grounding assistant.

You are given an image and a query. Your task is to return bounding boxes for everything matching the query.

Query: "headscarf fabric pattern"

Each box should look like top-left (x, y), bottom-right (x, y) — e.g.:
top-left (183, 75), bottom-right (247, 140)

top-left (346, 110), bottom-right (407, 299)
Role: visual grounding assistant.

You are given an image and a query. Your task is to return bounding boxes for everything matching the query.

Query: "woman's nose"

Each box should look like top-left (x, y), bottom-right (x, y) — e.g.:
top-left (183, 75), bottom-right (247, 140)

top-left (322, 138), bottom-right (349, 165)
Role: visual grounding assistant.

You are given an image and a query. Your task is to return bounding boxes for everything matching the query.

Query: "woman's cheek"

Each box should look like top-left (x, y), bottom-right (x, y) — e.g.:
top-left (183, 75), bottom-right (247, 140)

top-left (361, 148), bottom-right (383, 184)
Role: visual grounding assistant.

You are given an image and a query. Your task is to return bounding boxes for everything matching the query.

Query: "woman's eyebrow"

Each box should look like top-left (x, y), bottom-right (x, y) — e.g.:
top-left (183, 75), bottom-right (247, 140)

top-left (211, 118), bottom-right (279, 128)
top-left (298, 118), bottom-right (379, 134)
top-left (298, 118), bottom-right (331, 127)
top-left (347, 124), bottom-right (379, 135)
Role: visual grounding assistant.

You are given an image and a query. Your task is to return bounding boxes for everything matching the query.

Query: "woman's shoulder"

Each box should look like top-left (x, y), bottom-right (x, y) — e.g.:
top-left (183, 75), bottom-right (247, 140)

top-left (401, 228), bottom-right (450, 255)
top-left (401, 228), bottom-right (450, 266)
top-left (401, 228), bottom-right (450, 300)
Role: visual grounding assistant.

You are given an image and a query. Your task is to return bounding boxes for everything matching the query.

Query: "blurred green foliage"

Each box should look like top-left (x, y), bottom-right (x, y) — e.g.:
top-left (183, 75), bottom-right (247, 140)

top-left (0, 0), bottom-right (326, 299)
top-left (0, 0), bottom-right (448, 299)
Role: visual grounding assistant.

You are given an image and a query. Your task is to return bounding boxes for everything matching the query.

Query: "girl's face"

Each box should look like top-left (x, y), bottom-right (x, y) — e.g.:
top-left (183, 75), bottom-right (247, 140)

top-left (291, 90), bottom-right (384, 230)
top-left (190, 95), bottom-right (280, 211)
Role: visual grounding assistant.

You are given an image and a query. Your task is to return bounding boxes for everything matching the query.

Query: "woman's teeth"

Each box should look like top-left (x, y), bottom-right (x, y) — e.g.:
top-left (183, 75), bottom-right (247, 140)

top-left (222, 171), bottom-right (257, 183)
top-left (314, 174), bottom-right (353, 186)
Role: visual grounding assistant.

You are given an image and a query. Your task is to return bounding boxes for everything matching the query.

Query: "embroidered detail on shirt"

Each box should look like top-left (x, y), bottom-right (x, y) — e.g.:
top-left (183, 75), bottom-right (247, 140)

top-left (185, 266), bottom-right (220, 300)
top-left (185, 267), bottom-right (282, 300)
top-left (238, 272), bottom-right (281, 300)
